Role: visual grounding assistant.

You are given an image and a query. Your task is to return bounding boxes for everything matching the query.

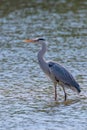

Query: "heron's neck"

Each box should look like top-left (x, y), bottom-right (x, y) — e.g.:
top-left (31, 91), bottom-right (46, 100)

top-left (38, 42), bottom-right (47, 64)
top-left (38, 41), bottom-right (50, 76)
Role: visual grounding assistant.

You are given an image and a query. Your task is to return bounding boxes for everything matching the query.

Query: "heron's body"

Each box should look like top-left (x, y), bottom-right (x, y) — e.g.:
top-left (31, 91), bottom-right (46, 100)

top-left (25, 38), bottom-right (81, 101)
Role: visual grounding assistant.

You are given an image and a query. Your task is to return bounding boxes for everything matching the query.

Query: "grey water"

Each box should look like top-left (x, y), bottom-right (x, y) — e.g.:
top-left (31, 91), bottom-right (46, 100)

top-left (0, 0), bottom-right (87, 130)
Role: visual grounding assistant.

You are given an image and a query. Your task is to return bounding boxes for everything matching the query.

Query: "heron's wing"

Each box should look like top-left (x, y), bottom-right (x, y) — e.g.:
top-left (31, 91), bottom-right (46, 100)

top-left (48, 62), bottom-right (80, 92)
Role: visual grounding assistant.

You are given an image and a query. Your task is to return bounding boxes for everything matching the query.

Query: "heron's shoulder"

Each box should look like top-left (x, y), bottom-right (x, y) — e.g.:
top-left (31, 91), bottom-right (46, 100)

top-left (48, 61), bottom-right (60, 68)
top-left (48, 61), bottom-right (54, 67)
top-left (48, 61), bottom-right (68, 72)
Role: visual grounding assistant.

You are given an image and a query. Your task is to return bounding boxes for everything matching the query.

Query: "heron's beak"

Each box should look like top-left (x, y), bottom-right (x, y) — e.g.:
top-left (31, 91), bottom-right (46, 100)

top-left (24, 39), bottom-right (37, 43)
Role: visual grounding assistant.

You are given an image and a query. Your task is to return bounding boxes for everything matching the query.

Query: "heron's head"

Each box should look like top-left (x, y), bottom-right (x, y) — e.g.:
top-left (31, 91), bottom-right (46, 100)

top-left (24, 38), bottom-right (45, 44)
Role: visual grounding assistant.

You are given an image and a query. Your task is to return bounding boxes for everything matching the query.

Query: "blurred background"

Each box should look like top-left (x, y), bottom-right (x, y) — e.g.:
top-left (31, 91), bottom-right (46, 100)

top-left (0, 0), bottom-right (87, 130)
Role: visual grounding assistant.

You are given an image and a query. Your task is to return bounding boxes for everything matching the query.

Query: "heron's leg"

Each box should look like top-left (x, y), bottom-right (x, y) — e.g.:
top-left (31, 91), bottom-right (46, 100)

top-left (54, 83), bottom-right (57, 101)
top-left (62, 86), bottom-right (67, 101)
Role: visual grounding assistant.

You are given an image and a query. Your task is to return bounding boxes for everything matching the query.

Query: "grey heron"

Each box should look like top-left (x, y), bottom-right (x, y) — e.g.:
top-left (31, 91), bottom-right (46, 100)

top-left (25, 38), bottom-right (81, 101)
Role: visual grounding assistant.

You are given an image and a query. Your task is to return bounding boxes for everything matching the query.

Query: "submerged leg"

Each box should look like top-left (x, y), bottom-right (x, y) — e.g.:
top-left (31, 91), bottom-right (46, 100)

top-left (62, 86), bottom-right (67, 101)
top-left (54, 83), bottom-right (57, 101)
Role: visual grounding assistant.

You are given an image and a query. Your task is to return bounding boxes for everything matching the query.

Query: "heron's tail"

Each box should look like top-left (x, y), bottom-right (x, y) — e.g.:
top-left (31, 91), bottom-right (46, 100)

top-left (76, 84), bottom-right (81, 93)
top-left (71, 83), bottom-right (81, 93)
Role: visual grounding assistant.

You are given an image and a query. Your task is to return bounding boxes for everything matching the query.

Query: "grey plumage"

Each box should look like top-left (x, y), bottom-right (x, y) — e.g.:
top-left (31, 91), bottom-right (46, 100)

top-left (25, 38), bottom-right (81, 101)
top-left (48, 61), bottom-right (81, 93)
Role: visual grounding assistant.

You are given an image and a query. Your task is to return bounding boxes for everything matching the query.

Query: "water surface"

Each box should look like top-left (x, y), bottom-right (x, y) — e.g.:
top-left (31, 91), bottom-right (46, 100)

top-left (0, 0), bottom-right (87, 130)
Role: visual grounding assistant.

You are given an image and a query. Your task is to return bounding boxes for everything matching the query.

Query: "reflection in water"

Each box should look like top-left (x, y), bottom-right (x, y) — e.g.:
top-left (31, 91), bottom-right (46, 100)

top-left (0, 0), bottom-right (87, 130)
